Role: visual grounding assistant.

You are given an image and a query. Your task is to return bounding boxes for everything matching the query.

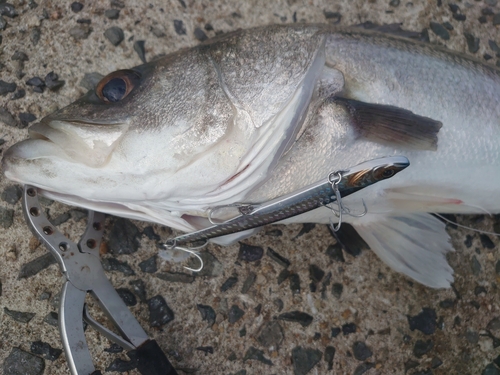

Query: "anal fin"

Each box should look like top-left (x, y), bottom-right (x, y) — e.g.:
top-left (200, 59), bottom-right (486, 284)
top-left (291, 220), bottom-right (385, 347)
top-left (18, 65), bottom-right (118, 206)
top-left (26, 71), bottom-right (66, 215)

top-left (333, 97), bottom-right (442, 150)
top-left (351, 212), bottom-right (454, 288)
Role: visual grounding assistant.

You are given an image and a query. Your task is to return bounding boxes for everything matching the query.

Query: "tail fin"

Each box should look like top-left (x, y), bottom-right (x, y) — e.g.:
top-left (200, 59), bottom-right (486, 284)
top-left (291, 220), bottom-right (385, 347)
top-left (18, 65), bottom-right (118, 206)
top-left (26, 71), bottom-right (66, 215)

top-left (351, 212), bottom-right (454, 288)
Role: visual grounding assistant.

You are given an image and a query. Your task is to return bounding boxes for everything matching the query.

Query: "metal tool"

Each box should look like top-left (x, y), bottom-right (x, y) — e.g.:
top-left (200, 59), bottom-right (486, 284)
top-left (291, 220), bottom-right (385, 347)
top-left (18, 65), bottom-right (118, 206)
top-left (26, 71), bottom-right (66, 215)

top-left (22, 186), bottom-right (178, 375)
top-left (162, 155), bottom-right (410, 249)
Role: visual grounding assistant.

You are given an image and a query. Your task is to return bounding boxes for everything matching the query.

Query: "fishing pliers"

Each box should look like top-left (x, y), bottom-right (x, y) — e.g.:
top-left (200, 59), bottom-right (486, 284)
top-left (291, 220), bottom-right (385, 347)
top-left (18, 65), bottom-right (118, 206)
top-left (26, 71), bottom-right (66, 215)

top-left (22, 185), bottom-right (178, 375)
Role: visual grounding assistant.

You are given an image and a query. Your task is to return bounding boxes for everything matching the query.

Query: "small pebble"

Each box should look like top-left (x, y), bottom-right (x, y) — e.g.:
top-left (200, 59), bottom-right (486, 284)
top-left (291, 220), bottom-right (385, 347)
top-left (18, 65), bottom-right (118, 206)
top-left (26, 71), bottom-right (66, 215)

top-left (30, 341), bottom-right (62, 361)
top-left (0, 16), bottom-right (7, 30)
top-left (331, 327), bottom-right (341, 337)
top-left (197, 304), bottom-right (216, 326)
top-left (430, 21), bottom-right (450, 40)
top-left (148, 295), bottom-right (174, 327)
top-left (129, 279), bottom-right (147, 302)
top-left (194, 27), bottom-right (208, 42)
top-left (11, 88), bottom-right (26, 100)
top-left (464, 32), bottom-right (480, 53)
top-left (111, 0), bottom-right (125, 8)
top-left (486, 0), bottom-right (498, 5)
top-left (45, 71), bottom-right (65, 90)
top-left (324, 346), bottom-right (335, 370)
top-left (101, 258), bottom-right (135, 275)
top-left (19, 112), bottom-right (36, 127)
top-left (413, 339), bottom-right (434, 357)
top-left (465, 329), bottom-right (480, 344)
top-left (70, 2), bottom-right (84, 12)
top-left (205, 23), bottom-right (214, 31)
top-left (69, 25), bottom-right (91, 40)
top-left (443, 21), bottom-right (453, 30)
top-left (354, 363), bottom-right (375, 375)
top-left (289, 273), bottom-right (301, 294)
top-left (453, 13), bottom-right (466, 21)
top-left (439, 299), bottom-right (455, 309)
top-left (273, 298), bottom-right (285, 312)
top-left (174, 19), bottom-right (186, 35)
top-left (483, 8), bottom-right (495, 16)
top-left (77, 18), bottom-right (91, 24)
top-left (472, 255), bottom-right (482, 276)
top-left (494, 14), bottom-right (500, 26)
top-left (0, 108), bottom-right (17, 127)
top-left (479, 15), bottom-right (488, 24)
top-left (309, 264), bottom-right (325, 283)
top-left (26, 76), bottom-right (45, 92)
top-left (487, 317), bottom-right (500, 331)
top-left (104, 343), bottom-right (124, 353)
top-left (480, 234), bottom-right (495, 249)
top-left (104, 26), bottom-right (124, 46)
top-left (11, 51), bottom-right (28, 61)
top-left (104, 8), bottom-right (120, 19)
top-left (44, 311), bottom-right (59, 326)
top-left (243, 347), bottom-right (272, 366)
top-left (3, 348), bottom-right (45, 375)
top-left (30, 27), bottom-right (41, 45)
top-left (332, 283), bottom-right (343, 299)
top-left (278, 311), bottom-right (313, 327)
top-left (106, 358), bottom-right (136, 372)
top-left (156, 272), bottom-right (194, 283)
top-left (151, 25), bottom-right (166, 37)
top-left (342, 322), bottom-right (357, 335)
top-left (257, 321), bottom-right (284, 347)
top-left (238, 243), bottom-right (264, 262)
top-left (241, 272), bottom-right (256, 294)
top-left (352, 341), bottom-right (373, 361)
top-left (177, 0), bottom-right (187, 8)
top-left (0, 80), bottom-right (17, 96)
top-left (220, 276), bottom-right (238, 292)
top-left (323, 11), bottom-right (341, 24)
top-left (326, 243), bottom-right (345, 262)
top-left (295, 223), bottom-right (316, 238)
top-left (431, 357), bottom-right (443, 368)
top-left (389, 0), bottom-right (400, 6)
top-left (228, 305), bottom-right (245, 323)
top-left (196, 346), bottom-right (214, 354)
top-left (408, 308), bottom-right (437, 335)
top-left (4, 307), bottom-right (36, 323)
top-left (0, 206), bottom-right (14, 228)
top-left (0, 3), bottom-right (17, 18)
top-left (139, 255), bottom-right (157, 273)
top-left (266, 247), bottom-right (290, 268)
top-left (108, 218), bottom-right (140, 254)
top-left (188, 252), bottom-right (222, 277)
top-left (116, 288), bottom-right (137, 306)
top-left (291, 346), bottom-right (322, 375)
top-left (475, 286), bottom-right (487, 296)
top-left (449, 4), bottom-right (459, 13)
top-left (133, 40), bottom-right (146, 63)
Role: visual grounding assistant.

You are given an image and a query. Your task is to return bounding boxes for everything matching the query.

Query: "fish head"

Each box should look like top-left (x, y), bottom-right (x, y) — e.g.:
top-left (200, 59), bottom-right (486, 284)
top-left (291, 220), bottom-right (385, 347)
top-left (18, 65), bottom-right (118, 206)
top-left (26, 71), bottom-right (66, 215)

top-left (2, 26), bottom-right (331, 229)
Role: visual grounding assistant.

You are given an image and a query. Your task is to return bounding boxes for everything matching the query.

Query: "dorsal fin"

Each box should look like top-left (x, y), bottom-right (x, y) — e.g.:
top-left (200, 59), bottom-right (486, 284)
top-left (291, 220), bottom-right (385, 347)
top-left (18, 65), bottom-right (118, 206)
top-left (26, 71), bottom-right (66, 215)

top-left (333, 97), bottom-right (442, 151)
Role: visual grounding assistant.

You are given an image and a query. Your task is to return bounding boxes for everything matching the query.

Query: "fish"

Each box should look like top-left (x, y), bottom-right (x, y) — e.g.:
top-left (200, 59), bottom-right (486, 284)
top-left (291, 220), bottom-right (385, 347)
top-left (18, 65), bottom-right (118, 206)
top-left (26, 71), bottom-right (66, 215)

top-left (3, 24), bottom-right (500, 288)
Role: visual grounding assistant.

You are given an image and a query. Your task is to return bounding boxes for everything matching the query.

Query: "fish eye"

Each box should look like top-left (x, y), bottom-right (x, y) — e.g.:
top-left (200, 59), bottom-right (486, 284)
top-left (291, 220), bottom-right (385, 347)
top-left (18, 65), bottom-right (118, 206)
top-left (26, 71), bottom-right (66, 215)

top-left (96, 70), bottom-right (141, 103)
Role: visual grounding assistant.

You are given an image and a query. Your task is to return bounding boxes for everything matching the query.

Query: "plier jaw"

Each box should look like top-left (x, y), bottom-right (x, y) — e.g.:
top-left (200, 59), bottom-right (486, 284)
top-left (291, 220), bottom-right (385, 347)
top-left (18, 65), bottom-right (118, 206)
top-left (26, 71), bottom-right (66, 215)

top-left (22, 185), bottom-right (178, 375)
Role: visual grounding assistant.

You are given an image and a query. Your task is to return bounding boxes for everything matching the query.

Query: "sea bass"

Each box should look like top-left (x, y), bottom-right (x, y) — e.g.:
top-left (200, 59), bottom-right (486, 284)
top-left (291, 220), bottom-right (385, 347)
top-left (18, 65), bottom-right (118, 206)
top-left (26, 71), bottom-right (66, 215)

top-left (3, 24), bottom-right (500, 288)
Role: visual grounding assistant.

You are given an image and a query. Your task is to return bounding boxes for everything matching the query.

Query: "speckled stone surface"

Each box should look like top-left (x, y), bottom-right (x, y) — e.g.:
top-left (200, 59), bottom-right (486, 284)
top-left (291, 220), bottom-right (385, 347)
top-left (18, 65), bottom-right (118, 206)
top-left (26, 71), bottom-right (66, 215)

top-left (1, 1), bottom-right (500, 374)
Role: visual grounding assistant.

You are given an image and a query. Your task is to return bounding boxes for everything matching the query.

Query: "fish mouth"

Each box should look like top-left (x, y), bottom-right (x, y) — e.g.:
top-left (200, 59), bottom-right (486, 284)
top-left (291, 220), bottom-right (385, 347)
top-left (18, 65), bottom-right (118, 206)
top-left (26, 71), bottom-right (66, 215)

top-left (19, 119), bottom-right (129, 167)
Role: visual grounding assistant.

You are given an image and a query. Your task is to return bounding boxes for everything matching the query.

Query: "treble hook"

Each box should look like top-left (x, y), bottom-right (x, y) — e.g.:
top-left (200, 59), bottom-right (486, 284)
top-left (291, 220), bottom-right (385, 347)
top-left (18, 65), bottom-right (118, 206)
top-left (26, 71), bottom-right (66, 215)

top-left (159, 239), bottom-right (207, 272)
top-left (327, 172), bottom-right (368, 232)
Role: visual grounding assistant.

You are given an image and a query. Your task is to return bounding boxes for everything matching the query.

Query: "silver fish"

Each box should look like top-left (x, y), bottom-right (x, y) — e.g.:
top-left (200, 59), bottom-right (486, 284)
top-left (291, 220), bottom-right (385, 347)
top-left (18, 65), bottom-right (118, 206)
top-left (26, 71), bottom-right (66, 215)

top-left (3, 24), bottom-right (500, 288)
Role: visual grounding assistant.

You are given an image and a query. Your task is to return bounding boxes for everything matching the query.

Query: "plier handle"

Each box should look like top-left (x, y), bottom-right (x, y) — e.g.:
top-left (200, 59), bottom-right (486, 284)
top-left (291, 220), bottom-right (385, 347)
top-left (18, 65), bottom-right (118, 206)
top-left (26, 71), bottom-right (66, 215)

top-left (22, 185), bottom-right (178, 375)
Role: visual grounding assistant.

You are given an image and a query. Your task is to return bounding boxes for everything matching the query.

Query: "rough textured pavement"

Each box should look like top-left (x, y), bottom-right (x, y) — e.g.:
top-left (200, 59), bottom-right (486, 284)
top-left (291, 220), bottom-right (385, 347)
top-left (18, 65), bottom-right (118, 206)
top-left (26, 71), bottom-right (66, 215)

top-left (1, 0), bottom-right (500, 374)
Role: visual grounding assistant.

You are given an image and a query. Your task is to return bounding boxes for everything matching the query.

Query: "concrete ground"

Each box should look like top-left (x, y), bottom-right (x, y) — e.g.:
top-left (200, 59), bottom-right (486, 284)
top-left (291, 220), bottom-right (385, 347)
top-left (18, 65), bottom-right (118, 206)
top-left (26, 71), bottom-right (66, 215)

top-left (0, 0), bottom-right (500, 374)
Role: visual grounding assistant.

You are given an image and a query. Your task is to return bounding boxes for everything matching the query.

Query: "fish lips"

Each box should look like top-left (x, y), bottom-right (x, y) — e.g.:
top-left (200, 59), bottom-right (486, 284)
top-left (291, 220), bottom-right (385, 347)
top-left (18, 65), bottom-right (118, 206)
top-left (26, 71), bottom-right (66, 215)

top-left (7, 119), bottom-right (129, 168)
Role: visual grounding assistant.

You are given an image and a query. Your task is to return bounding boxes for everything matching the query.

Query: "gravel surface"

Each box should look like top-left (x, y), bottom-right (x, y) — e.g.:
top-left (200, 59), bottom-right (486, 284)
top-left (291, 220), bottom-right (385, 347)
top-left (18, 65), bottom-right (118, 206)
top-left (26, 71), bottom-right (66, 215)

top-left (1, 1), bottom-right (500, 374)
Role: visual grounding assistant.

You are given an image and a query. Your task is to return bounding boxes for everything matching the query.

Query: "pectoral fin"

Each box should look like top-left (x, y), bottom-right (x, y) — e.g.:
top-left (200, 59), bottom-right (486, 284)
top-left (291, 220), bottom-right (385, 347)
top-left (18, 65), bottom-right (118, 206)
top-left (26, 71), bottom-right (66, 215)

top-left (351, 213), bottom-right (454, 288)
top-left (333, 97), bottom-right (442, 150)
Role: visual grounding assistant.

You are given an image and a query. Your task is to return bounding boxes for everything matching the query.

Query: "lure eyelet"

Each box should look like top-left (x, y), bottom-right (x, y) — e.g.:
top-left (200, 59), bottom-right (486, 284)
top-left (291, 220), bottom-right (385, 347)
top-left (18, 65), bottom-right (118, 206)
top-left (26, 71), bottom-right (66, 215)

top-left (95, 69), bottom-right (141, 103)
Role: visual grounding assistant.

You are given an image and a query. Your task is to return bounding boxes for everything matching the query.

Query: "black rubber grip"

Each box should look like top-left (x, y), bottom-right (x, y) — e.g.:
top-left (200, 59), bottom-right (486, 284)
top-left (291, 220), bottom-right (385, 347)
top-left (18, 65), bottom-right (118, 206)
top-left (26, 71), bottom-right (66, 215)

top-left (133, 340), bottom-right (178, 375)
